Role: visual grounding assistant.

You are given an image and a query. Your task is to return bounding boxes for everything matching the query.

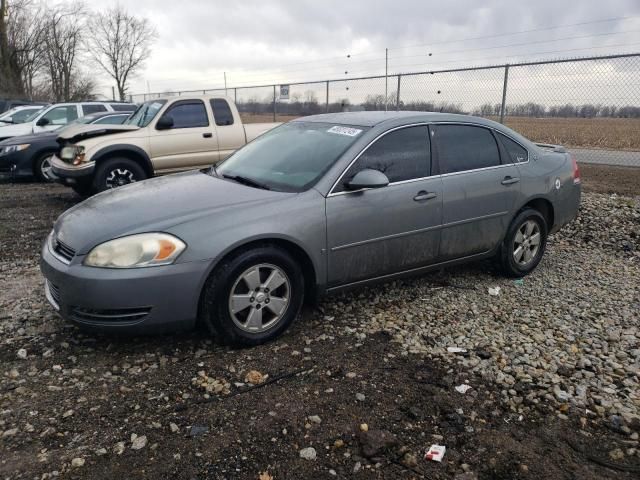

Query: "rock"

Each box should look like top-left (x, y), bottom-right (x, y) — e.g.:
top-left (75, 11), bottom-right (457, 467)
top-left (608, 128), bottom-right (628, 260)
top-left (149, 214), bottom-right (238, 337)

top-left (8, 368), bottom-right (19, 379)
top-left (355, 393), bottom-right (366, 402)
top-left (169, 422), bottom-right (179, 433)
top-left (358, 429), bottom-right (398, 458)
top-left (346, 372), bottom-right (357, 378)
top-left (2, 428), bottom-right (18, 438)
top-left (114, 441), bottom-right (125, 455)
top-left (308, 415), bottom-right (322, 424)
top-left (16, 349), bottom-right (27, 360)
top-left (71, 458), bottom-right (85, 467)
top-left (189, 425), bottom-right (209, 437)
top-left (353, 461), bottom-right (362, 473)
top-left (245, 370), bottom-right (266, 384)
top-left (401, 452), bottom-right (418, 468)
top-left (334, 439), bottom-right (345, 448)
top-left (299, 447), bottom-right (317, 460)
top-left (609, 448), bottom-right (625, 460)
top-left (96, 448), bottom-right (107, 456)
top-left (455, 473), bottom-right (478, 480)
top-left (360, 423), bottom-right (369, 432)
top-left (131, 434), bottom-right (148, 450)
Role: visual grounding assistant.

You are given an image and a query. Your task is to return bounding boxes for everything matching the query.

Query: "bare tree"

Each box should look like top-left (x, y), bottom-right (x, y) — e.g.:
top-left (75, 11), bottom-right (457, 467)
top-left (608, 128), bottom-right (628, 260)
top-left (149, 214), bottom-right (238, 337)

top-left (42, 2), bottom-right (86, 102)
top-left (86, 5), bottom-right (156, 101)
top-left (0, 0), bottom-right (26, 97)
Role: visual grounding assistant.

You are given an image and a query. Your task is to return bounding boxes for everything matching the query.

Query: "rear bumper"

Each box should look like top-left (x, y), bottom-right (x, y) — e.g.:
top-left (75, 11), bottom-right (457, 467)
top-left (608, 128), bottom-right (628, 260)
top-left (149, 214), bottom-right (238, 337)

top-left (40, 235), bottom-right (209, 334)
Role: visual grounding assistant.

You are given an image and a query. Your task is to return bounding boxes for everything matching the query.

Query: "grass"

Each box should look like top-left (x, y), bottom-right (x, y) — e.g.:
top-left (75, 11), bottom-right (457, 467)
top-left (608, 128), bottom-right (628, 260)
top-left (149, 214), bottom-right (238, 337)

top-left (241, 113), bottom-right (640, 151)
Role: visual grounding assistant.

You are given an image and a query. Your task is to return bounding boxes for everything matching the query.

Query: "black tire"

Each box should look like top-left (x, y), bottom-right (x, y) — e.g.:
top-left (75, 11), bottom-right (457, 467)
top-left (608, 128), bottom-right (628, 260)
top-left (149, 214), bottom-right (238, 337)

top-left (499, 208), bottom-right (548, 278)
top-left (33, 152), bottom-right (55, 182)
top-left (200, 245), bottom-right (305, 346)
top-left (92, 157), bottom-right (147, 193)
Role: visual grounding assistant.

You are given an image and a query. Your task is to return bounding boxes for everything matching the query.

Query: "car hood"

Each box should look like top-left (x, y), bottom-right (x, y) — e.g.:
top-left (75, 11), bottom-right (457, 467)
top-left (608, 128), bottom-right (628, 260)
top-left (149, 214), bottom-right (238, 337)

top-left (57, 123), bottom-right (140, 143)
top-left (0, 123), bottom-right (32, 138)
top-left (54, 171), bottom-right (295, 255)
top-left (0, 131), bottom-right (57, 145)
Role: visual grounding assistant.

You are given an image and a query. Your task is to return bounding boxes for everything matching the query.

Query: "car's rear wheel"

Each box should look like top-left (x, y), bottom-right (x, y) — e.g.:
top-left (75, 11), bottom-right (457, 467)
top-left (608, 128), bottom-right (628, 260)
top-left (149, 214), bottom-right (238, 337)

top-left (34, 153), bottom-right (56, 182)
top-left (499, 208), bottom-right (547, 277)
top-left (200, 245), bottom-right (304, 346)
top-left (93, 157), bottom-right (147, 193)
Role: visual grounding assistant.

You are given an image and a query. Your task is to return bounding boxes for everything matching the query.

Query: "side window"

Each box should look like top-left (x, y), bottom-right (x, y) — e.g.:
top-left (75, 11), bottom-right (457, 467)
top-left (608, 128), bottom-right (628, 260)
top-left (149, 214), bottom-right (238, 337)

top-left (336, 126), bottom-right (431, 192)
top-left (165, 101), bottom-right (209, 128)
top-left (434, 124), bottom-right (500, 174)
top-left (41, 106), bottom-right (78, 125)
top-left (82, 104), bottom-right (107, 115)
top-left (210, 99), bottom-right (234, 126)
top-left (93, 115), bottom-right (128, 125)
top-left (497, 132), bottom-right (528, 163)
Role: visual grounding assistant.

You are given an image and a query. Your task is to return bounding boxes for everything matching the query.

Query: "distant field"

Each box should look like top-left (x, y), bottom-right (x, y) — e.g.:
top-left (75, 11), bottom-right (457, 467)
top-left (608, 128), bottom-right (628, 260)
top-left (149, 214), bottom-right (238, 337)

top-left (241, 113), bottom-right (640, 151)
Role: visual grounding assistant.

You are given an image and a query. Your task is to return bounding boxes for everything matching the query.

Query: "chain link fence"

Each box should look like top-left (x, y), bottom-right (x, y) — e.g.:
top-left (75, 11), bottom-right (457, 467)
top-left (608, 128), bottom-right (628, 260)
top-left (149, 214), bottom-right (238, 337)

top-left (130, 53), bottom-right (640, 167)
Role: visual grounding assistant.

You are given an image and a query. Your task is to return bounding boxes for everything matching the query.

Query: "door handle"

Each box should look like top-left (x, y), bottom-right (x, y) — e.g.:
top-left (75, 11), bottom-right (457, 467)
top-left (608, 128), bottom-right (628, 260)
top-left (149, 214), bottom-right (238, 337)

top-left (413, 191), bottom-right (437, 201)
top-left (501, 176), bottom-right (520, 185)
top-left (203, 132), bottom-right (213, 138)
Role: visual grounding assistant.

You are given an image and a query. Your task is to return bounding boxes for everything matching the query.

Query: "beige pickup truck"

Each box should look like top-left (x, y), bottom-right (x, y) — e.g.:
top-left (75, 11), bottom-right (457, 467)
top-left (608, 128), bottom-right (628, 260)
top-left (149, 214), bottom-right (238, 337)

top-left (51, 95), bottom-right (280, 195)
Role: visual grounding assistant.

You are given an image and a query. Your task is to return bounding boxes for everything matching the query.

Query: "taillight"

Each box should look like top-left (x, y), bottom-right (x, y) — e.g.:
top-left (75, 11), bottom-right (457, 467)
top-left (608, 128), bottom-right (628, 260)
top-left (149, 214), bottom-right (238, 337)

top-left (571, 155), bottom-right (581, 184)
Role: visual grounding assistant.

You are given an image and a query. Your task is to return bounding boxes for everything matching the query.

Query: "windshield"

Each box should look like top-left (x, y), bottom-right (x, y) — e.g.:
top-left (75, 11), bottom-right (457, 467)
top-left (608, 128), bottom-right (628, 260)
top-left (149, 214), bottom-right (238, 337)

top-left (215, 122), bottom-right (367, 192)
top-left (0, 107), bottom-right (42, 124)
top-left (125, 100), bottom-right (166, 127)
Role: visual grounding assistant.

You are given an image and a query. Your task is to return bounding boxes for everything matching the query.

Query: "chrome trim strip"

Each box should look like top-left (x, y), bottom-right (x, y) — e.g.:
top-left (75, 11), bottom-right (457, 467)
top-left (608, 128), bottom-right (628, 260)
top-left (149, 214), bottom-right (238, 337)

top-left (326, 250), bottom-right (491, 292)
top-left (327, 121), bottom-right (529, 197)
top-left (44, 281), bottom-right (60, 311)
top-left (330, 211), bottom-right (508, 252)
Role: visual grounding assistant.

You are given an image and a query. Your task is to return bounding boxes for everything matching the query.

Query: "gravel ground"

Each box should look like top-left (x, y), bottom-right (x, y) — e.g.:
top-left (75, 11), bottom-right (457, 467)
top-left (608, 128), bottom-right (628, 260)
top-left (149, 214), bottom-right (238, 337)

top-left (0, 177), bottom-right (639, 479)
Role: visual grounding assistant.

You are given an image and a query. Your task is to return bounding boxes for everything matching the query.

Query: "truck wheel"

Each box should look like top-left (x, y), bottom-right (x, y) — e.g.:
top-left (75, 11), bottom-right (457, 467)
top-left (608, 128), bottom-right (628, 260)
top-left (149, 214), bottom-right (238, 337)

top-left (34, 153), bottom-right (56, 182)
top-left (199, 245), bottom-right (305, 346)
top-left (93, 157), bottom-right (147, 192)
top-left (498, 208), bottom-right (547, 278)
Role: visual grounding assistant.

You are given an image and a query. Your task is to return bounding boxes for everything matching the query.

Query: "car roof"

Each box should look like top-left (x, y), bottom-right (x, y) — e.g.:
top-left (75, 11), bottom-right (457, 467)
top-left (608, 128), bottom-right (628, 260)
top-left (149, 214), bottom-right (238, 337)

top-left (85, 111), bottom-right (131, 119)
top-left (292, 111), bottom-right (506, 128)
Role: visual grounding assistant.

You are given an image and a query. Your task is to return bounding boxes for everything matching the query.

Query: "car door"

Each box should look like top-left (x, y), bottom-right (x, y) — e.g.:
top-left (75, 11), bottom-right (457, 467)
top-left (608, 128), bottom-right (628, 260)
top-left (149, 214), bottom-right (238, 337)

top-left (433, 123), bottom-right (520, 259)
top-left (33, 105), bottom-right (80, 133)
top-left (209, 98), bottom-right (245, 161)
top-left (326, 125), bottom-right (443, 287)
top-left (148, 99), bottom-right (219, 171)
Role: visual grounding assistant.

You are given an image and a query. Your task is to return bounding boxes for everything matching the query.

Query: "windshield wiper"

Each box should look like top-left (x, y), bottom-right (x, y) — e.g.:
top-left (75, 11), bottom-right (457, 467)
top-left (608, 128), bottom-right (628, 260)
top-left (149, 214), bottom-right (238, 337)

top-left (222, 173), bottom-right (271, 191)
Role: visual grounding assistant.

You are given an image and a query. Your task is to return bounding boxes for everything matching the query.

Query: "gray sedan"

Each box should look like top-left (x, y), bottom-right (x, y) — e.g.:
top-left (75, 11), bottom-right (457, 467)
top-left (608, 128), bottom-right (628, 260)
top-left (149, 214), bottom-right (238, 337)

top-left (40, 112), bottom-right (581, 345)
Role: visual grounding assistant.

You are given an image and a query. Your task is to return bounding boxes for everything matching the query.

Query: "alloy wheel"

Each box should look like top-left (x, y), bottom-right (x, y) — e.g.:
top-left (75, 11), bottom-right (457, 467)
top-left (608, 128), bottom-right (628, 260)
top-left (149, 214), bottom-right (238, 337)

top-left (105, 168), bottom-right (136, 189)
top-left (228, 263), bottom-right (291, 333)
top-left (513, 219), bottom-right (541, 266)
top-left (40, 155), bottom-right (55, 181)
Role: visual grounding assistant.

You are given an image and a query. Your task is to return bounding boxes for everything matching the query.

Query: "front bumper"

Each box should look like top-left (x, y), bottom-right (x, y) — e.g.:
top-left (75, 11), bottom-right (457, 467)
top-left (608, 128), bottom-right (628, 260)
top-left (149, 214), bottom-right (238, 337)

top-left (51, 155), bottom-right (95, 184)
top-left (40, 236), bottom-right (209, 334)
top-left (0, 148), bottom-right (35, 178)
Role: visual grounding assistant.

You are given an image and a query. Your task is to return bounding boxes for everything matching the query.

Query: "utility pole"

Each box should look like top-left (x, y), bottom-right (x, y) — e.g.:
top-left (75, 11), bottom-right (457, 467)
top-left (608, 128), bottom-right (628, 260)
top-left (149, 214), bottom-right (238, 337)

top-left (111, 86), bottom-right (115, 100)
top-left (384, 48), bottom-right (388, 112)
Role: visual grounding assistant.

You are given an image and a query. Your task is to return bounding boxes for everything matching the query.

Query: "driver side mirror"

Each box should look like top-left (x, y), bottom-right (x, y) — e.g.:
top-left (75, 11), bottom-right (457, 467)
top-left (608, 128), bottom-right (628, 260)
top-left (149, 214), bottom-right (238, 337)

top-left (346, 168), bottom-right (390, 190)
top-left (155, 114), bottom-right (174, 130)
top-left (36, 117), bottom-right (50, 127)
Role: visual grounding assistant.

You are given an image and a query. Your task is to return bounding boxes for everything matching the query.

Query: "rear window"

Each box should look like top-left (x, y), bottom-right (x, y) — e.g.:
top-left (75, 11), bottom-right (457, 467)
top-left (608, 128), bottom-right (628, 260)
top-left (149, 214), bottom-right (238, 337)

top-left (497, 132), bottom-right (528, 163)
top-left (210, 99), bottom-right (234, 126)
top-left (110, 103), bottom-right (136, 112)
top-left (433, 124), bottom-right (500, 174)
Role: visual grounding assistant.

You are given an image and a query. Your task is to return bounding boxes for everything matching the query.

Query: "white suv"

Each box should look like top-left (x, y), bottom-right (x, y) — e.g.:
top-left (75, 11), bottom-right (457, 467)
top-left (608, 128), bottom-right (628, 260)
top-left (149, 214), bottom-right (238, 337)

top-left (0, 102), bottom-right (136, 141)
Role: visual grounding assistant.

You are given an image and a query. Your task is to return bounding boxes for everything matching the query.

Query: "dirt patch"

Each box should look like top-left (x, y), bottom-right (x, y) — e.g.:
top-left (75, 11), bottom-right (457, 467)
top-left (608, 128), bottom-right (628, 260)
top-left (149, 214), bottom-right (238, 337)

top-left (579, 163), bottom-right (640, 196)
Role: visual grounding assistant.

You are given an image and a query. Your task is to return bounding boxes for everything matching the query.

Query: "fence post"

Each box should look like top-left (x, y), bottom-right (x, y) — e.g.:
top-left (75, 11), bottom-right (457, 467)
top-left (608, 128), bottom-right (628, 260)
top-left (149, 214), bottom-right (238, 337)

top-left (273, 85), bottom-right (277, 121)
top-left (326, 80), bottom-right (330, 113)
top-left (499, 64), bottom-right (510, 124)
top-left (396, 75), bottom-right (401, 112)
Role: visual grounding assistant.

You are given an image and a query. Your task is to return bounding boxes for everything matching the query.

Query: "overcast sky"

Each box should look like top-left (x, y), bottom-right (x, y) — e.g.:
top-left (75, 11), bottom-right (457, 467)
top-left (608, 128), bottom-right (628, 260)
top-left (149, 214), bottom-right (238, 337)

top-left (85, 0), bottom-right (640, 99)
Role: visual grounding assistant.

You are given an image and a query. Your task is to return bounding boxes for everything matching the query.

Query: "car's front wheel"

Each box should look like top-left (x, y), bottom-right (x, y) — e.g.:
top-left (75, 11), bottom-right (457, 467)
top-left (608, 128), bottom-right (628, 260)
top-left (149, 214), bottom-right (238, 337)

top-left (200, 245), bottom-right (305, 346)
top-left (34, 153), bottom-right (56, 182)
top-left (93, 157), bottom-right (147, 193)
top-left (499, 208), bottom-right (548, 277)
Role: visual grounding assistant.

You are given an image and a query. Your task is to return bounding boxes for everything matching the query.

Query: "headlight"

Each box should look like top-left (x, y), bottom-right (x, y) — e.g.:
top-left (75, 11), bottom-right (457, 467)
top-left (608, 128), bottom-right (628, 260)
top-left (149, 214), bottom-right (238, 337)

top-left (0, 144), bottom-right (30, 156)
top-left (60, 145), bottom-right (85, 165)
top-left (84, 233), bottom-right (186, 268)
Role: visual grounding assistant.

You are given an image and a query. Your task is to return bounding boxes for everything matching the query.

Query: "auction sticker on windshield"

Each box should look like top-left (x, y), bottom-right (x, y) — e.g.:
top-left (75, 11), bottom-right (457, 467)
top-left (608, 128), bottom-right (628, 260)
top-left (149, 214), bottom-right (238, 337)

top-left (327, 126), bottom-right (362, 136)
